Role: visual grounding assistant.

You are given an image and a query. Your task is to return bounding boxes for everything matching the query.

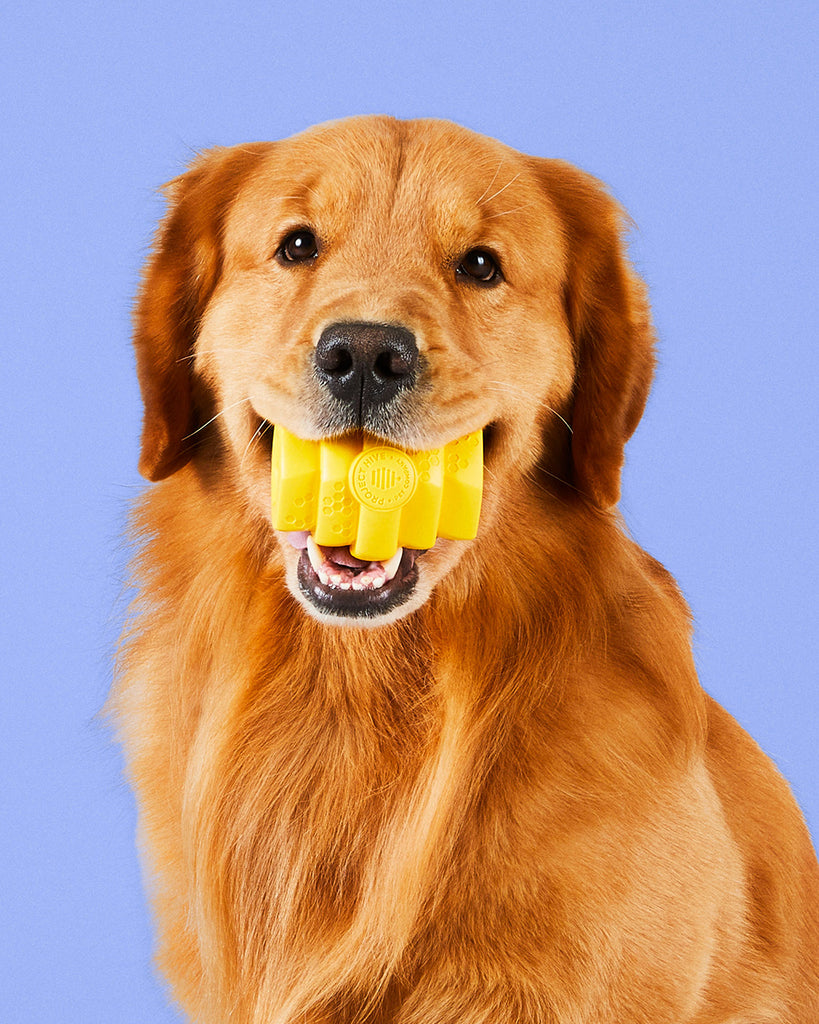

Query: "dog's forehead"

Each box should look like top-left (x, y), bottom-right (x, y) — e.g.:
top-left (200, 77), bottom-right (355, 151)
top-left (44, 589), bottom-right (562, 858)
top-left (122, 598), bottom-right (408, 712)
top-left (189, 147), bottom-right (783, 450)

top-left (226, 117), bottom-right (560, 258)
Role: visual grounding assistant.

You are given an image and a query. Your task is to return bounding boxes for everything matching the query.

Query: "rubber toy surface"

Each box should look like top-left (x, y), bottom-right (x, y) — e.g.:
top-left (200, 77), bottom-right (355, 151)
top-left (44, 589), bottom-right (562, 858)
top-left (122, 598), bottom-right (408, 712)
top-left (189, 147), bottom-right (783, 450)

top-left (271, 426), bottom-right (483, 562)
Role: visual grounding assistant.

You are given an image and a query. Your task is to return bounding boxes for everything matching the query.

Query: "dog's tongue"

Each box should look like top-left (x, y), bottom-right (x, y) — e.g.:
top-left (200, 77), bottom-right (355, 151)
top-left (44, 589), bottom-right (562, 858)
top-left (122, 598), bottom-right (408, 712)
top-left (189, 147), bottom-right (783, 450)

top-left (282, 532), bottom-right (376, 568)
top-left (321, 546), bottom-right (371, 569)
top-left (284, 530), bottom-right (310, 549)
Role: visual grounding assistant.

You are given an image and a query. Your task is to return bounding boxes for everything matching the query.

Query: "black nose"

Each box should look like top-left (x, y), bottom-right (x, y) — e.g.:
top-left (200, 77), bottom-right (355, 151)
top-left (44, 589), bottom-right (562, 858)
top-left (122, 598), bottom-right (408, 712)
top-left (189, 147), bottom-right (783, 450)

top-left (314, 322), bottom-right (419, 419)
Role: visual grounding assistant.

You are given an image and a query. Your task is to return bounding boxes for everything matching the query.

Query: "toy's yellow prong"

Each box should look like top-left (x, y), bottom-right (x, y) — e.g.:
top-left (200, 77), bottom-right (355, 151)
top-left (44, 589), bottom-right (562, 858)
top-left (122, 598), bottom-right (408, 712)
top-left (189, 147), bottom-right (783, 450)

top-left (438, 430), bottom-right (483, 539)
top-left (270, 425), bottom-right (484, 562)
top-left (398, 448), bottom-right (445, 551)
top-left (350, 508), bottom-right (402, 562)
top-left (270, 427), bottom-right (319, 532)
top-left (314, 436), bottom-right (360, 548)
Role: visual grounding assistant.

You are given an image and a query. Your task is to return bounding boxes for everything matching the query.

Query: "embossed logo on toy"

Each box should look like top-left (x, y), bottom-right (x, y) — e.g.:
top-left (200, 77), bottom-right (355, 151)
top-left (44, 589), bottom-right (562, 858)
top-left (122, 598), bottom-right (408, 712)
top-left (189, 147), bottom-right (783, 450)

top-left (349, 448), bottom-right (418, 511)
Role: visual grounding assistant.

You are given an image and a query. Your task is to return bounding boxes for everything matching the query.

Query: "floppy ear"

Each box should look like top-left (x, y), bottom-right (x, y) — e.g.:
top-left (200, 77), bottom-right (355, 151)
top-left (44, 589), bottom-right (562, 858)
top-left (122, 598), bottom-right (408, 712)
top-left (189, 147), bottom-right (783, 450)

top-left (134, 145), bottom-right (267, 480)
top-left (533, 159), bottom-right (656, 508)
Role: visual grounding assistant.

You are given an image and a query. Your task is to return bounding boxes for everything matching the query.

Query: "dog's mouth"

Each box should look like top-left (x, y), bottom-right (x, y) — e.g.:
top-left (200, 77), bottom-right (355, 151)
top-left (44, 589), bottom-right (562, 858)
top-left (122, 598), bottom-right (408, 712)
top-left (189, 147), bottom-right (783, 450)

top-left (259, 420), bottom-right (498, 621)
top-left (284, 531), bottom-right (422, 618)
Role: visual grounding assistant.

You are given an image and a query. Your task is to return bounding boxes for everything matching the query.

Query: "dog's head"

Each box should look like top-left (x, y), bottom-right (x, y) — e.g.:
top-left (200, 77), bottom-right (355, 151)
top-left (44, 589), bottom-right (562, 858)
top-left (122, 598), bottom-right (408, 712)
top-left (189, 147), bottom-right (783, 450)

top-left (133, 116), bottom-right (654, 625)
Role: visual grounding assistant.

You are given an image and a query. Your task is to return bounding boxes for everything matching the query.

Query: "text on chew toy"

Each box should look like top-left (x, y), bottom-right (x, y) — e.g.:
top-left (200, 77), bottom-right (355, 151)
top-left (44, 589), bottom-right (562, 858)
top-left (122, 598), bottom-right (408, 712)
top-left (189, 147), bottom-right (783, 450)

top-left (350, 449), bottom-right (417, 511)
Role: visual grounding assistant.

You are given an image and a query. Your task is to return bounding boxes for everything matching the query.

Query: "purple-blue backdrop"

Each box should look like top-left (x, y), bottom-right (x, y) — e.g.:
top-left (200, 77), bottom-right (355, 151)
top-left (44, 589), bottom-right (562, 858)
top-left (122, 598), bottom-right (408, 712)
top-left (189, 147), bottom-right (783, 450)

top-left (2, 2), bottom-right (816, 1021)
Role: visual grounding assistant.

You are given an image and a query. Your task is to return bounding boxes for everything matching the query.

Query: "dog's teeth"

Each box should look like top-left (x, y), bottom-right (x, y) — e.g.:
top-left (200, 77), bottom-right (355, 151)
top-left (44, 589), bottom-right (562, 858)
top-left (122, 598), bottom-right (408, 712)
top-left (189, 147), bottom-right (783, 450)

top-left (307, 536), bottom-right (323, 573)
top-left (382, 548), bottom-right (403, 582)
top-left (308, 536), bottom-right (402, 592)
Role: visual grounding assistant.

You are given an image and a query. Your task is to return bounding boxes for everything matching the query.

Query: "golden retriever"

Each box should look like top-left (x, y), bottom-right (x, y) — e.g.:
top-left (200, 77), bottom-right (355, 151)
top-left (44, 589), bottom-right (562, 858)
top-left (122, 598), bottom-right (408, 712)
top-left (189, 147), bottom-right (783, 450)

top-left (110, 116), bottom-right (819, 1023)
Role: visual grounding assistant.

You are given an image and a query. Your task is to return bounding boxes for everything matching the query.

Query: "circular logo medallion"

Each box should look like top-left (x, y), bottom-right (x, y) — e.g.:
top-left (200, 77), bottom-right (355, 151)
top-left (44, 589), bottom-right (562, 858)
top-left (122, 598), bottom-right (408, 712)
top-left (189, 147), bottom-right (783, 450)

top-left (349, 447), bottom-right (417, 511)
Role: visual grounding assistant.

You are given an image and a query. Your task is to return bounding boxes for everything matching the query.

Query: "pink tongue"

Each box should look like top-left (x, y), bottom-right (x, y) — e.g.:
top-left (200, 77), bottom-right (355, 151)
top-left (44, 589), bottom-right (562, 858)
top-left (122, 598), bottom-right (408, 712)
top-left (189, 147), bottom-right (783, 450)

top-left (321, 545), bottom-right (374, 569)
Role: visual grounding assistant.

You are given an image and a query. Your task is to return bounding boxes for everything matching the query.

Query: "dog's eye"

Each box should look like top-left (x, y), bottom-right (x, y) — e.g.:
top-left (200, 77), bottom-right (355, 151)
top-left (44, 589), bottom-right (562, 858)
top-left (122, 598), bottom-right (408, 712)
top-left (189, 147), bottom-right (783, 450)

top-left (456, 248), bottom-right (501, 285)
top-left (277, 229), bottom-right (319, 263)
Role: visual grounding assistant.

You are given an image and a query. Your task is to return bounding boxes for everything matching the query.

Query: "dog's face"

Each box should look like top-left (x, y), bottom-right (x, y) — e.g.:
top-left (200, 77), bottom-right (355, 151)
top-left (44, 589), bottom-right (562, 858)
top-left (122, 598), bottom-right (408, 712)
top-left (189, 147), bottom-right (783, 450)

top-left (134, 117), bottom-right (654, 625)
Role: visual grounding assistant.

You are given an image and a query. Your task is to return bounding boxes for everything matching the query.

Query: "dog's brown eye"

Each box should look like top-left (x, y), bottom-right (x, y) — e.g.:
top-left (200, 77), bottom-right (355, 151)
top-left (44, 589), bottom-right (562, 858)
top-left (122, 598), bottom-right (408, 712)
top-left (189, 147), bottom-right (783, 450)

top-left (457, 248), bottom-right (501, 284)
top-left (278, 229), bottom-right (319, 263)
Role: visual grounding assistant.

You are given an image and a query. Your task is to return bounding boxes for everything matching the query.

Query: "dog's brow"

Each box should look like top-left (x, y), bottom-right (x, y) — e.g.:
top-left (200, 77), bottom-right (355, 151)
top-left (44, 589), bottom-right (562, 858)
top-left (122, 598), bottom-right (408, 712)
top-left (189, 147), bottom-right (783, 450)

top-left (276, 184), bottom-right (323, 204)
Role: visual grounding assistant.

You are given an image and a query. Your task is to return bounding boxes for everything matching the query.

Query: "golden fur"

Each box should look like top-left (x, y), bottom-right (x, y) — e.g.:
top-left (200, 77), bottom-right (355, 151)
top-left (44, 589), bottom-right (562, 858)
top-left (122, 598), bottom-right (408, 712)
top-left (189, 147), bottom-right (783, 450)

top-left (110, 116), bottom-right (819, 1023)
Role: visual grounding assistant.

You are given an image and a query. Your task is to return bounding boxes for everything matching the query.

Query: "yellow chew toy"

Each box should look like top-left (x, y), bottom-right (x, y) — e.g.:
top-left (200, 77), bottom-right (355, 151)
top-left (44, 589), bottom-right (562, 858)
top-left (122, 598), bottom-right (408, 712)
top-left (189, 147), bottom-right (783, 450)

top-left (271, 426), bottom-right (483, 562)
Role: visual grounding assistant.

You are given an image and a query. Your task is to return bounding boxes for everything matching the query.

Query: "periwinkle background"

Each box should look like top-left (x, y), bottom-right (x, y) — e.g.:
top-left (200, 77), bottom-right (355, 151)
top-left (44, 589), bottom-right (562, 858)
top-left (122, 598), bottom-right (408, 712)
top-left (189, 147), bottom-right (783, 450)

top-left (2, 2), bottom-right (816, 1021)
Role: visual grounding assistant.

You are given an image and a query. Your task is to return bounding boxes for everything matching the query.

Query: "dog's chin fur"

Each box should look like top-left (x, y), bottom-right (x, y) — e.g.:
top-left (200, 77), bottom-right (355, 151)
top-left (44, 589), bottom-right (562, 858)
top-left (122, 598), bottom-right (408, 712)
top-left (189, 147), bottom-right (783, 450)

top-left (112, 116), bottom-right (819, 1024)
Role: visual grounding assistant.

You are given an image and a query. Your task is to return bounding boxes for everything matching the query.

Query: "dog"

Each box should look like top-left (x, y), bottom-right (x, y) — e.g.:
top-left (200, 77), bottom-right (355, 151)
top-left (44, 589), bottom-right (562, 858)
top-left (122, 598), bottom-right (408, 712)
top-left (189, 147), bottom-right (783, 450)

top-left (111, 116), bottom-right (819, 1023)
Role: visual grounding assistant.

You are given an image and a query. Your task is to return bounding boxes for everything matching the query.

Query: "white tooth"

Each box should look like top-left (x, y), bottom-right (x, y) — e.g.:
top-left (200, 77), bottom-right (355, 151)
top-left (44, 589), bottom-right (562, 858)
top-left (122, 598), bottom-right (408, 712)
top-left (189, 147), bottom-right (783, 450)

top-left (339, 582), bottom-right (351, 590)
top-left (352, 580), bottom-right (365, 591)
top-left (307, 535), bottom-right (323, 574)
top-left (382, 548), bottom-right (403, 581)
top-left (373, 576), bottom-right (386, 588)
top-left (318, 571), bottom-right (330, 585)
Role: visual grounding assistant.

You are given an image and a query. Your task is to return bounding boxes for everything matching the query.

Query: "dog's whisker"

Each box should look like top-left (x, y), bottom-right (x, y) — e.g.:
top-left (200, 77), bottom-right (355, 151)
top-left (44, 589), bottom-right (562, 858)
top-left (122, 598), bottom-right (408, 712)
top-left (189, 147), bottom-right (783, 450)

top-left (483, 382), bottom-right (572, 434)
top-left (239, 420), bottom-right (272, 471)
top-left (175, 349), bottom-right (274, 365)
top-left (478, 172), bottom-right (521, 206)
top-left (298, 184), bottom-right (323, 203)
top-left (534, 403), bottom-right (573, 434)
top-left (484, 381), bottom-right (532, 400)
top-left (475, 159), bottom-right (504, 206)
top-left (529, 465), bottom-right (582, 495)
top-left (485, 202), bottom-right (535, 220)
top-left (182, 397), bottom-right (251, 441)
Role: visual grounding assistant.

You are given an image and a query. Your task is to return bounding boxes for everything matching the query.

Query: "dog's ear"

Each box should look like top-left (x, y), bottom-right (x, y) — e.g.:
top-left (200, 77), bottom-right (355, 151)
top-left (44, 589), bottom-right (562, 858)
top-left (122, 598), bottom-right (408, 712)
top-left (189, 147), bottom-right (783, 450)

top-left (532, 159), bottom-right (656, 508)
top-left (134, 145), bottom-right (267, 481)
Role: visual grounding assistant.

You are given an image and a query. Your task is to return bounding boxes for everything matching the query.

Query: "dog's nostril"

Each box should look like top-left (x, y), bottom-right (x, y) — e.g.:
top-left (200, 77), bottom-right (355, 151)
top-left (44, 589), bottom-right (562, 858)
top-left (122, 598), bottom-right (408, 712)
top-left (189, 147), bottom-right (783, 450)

top-left (374, 349), bottom-right (413, 379)
top-left (316, 344), bottom-right (354, 376)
